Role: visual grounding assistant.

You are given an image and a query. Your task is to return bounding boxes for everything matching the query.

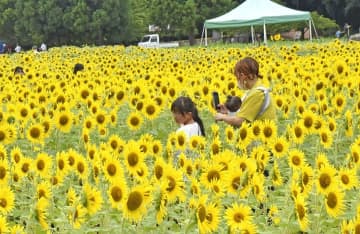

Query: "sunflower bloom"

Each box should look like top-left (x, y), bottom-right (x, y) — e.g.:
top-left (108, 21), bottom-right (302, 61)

top-left (174, 131), bottom-right (187, 151)
top-left (54, 110), bottom-right (73, 133)
top-left (295, 195), bottom-right (309, 231)
top-left (315, 153), bottom-right (330, 169)
top-left (9, 224), bottom-right (26, 234)
top-left (0, 186), bottom-right (15, 213)
top-left (288, 120), bottom-right (306, 144)
top-left (340, 220), bottom-right (354, 234)
top-left (345, 110), bottom-right (353, 137)
top-left (156, 197), bottom-right (167, 224)
top-left (210, 137), bottom-right (222, 155)
top-left (200, 163), bottom-right (224, 189)
top-left (0, 144), bottom-right (7, 161)
top-left (36, 181), bottom-right (53, 200)
top-left (288, 149), bottom-right (306, 169)
top-left (69, 204), bottom-right (87, 229)
top-left (34, 152), bottom-right (53, 179)
top-left (27, 123), bottom-right (45, 145)
top-left (338, 167), bottom-right (358, 190)
top-left (224, 169), bottom-right (244, 195)
top-left (83, 183), bottom-right (103, 215)
top-left (225, 203), bottom-right (253, 231)
top-left (260, 119), bottom-right (277, 144)
top-left (108, 180), bottom-right (128, 210)
top-left (153, 157), bottom-right (167, 181)
top-left (252, 173), bottom-right (266, 202)
top-left (67, 187), bottom-right (79, 206)
top-left (325, 189), bottom-right (345, 217)
top-left (126, 112), bottom-right (143, 131)
top-left (301, 164), bottom-right (314, 196)
top-left (151, 140), bottom-right (163, 156)
top-left (123, 140), bottom-right (145, 176)
top-left (316, 165), bottom-right (338, 195)
top-left (270, 136), bottom-right (288, 158)
top-left (236, 123), bottom-right (252, 151)
top-left (123, 185), bottom-right (152, 222)
top-left (271, 161), bottom-right (283, 187)
top-left (161, 166), bottom-right (186, 203)
top-left (319, 127), bottom-right (333, 149)
top-left (332, 93), bottom-right (346, 114)
top-left (36, 197), bottom-right (49, 230)
top-left (0, 160), bottom-right (9, 185)
top-left (55, 151), bottom-right (70, 177)
top-left (103, 156), bottom-right (124, 183)
top-left (197, 202), bottom-right (220, 234)
top-left (225, 125), bottom-right (235, 144)
top-left (10, 146), bottom-right (22, 164)
top-left (142, 98), bottom-right (160, 120)
top-left (74, 154), bottom-right (89, 180)
top-left (0, 216), bottom-right (9, 233)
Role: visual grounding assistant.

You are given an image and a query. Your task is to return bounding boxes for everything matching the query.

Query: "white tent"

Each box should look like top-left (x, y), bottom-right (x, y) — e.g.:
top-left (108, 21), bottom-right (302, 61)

top-left (201, 0), bottom-right (316, 45)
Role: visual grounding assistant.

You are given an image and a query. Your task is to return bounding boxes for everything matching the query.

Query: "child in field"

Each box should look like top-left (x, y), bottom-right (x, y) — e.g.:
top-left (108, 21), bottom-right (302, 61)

top-left (171, 96), bottom-right (205, 138)
top-left (225, 95), bottom-right (242, 115)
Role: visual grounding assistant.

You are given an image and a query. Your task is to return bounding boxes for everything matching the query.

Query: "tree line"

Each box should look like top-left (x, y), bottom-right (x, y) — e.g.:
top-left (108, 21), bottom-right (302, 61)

top-left (0, 0), bottom-right (358, 48)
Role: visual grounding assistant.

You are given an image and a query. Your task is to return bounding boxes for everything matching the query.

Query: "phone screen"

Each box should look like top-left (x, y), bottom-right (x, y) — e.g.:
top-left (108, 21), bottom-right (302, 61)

top-left (212, 92), bottom-right (220, 110)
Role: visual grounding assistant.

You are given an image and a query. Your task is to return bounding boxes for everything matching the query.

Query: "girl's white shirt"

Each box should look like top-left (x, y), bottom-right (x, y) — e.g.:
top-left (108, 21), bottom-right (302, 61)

top-left (176, 122), bottom-right (201, 139)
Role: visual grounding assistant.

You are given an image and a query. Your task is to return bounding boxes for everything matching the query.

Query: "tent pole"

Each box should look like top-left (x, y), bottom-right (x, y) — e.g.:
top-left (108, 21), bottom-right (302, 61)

top-left (200, 25), bottom-right (205, 46)
top-left (263, 22), bottom-right (267, 45)
top-left (205, 28), bottom-right (208, 46)
top-left (309, 19), bottom-right (312, 41)
top-left (311, 19), bottom-right (319, 39)
top-left (251, 26), bottom-right (254, 44)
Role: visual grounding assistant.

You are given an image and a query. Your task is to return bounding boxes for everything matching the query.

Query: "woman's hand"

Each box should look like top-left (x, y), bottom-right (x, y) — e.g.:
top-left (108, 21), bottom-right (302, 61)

top-left (216, 104), bottom-right (229, 114)
top-left (214, 112), bottom-right (227, 121)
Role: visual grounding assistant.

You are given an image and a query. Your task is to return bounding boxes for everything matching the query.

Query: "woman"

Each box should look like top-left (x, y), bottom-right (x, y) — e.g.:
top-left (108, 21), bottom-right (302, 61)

top-left (214, 57), bottom-right (275, 127)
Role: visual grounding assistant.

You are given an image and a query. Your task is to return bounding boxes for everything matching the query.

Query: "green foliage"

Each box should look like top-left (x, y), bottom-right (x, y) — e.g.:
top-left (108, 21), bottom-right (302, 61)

top-left (310, 11), bottom-right (338, 36)
top-left (0, 0), bottom-right (358, 46)
top-left (0, 0), bottom-right (133, 47)
top-left (148, 0), bottom-right (234, 42)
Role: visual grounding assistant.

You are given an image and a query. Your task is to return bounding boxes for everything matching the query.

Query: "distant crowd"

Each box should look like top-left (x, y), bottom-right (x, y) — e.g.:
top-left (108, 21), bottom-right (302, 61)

top-left (0, 42), bottom-right (47, 54)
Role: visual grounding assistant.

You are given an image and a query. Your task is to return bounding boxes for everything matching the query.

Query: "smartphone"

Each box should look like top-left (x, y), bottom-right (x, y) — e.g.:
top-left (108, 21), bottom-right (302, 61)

top-left (212, 91), bottom-right (220, 110)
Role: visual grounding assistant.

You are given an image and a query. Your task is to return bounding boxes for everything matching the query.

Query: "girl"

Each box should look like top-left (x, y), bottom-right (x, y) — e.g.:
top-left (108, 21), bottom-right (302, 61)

top-left (171, 96), bottom-right (205, 138)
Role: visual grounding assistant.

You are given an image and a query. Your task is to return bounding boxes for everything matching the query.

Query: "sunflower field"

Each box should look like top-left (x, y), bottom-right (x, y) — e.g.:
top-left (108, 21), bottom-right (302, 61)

top-left (0, 39), bottom-right (360, 234)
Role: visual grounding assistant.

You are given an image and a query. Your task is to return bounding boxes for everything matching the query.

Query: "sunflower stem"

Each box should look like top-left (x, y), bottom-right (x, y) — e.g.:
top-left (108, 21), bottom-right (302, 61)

top-left (55, 128), bottom-right (60, 152)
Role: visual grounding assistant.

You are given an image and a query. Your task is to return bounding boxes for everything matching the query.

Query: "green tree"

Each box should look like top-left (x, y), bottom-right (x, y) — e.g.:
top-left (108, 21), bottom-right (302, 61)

top-left (63, 0), bottom-right (92, 45)
top-left (0, 0), bottom-right (16, 43)
top-left (149, 0), bottom-right (233, 45)
top-left (38, 0), bottom-right (64, 46)
top-left (100, 0), bottom-right (130, 44)
top-left (13, 0), bottom-right (44, 46)
top-left (128, 0), bottom-right (151, 42)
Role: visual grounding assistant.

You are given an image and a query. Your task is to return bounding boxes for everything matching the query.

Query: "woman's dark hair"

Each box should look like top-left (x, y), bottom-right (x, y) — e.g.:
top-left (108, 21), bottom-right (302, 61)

top-left (14, 66), bottom-right (24, 75)
top-left (73, 63), bottom-right (84, 74)
top-left (171, 96), bottom-right (205, 136)
top-left (235, 57), bottom-right (263, 79)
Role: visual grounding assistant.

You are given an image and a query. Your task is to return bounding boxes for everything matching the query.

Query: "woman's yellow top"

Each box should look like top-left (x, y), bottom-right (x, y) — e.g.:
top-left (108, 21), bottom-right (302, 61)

top-left (236, 83), bottom-right (276, 122)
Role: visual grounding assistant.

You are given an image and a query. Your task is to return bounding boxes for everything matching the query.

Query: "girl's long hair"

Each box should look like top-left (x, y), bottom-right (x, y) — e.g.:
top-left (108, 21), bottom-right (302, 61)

top-left (171, 96), bottom-right (205, 136)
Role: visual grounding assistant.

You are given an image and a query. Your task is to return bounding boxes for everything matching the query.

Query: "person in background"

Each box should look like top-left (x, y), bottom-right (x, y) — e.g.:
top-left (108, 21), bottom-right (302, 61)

top-left (32, 45), bottom-right (39, 54)
top-left (73, 63), bottom-right (84, 74)
top-left (344, 23), bottom-right (351, 40)
top-left (14, 44), bottom-right (21, 53)
top-left (14, 66), bottom-right (25, 75)
top-left (171, 96), bottom-right (205, 139)
top-left (40, 42), bottom-right (47, 51)
top-left (225, 95), bottom-right (242, 115)
top-left (215, 57), bottom-right (276, 127)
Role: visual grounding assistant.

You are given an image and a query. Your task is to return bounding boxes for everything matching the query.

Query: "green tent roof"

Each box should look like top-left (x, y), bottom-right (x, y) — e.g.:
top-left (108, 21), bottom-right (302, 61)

top-left (204, 0), bottom-right (311, 29)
